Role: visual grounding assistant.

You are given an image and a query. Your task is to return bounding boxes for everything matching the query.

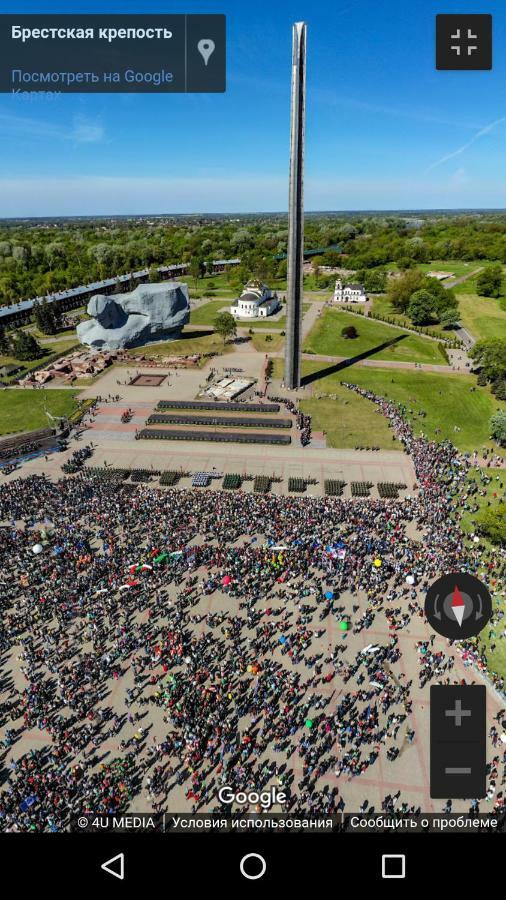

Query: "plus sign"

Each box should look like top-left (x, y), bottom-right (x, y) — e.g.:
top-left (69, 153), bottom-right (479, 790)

top-left (445, 698), bottom-right (472, 726)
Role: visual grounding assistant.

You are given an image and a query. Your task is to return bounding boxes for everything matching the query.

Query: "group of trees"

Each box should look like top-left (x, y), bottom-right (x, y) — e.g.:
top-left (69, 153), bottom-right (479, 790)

top-left (476, 264), bottom-right (503, 298)
top-left (490, 410), bottom-right (506, 445)
top-left (32, 298), bottom-right (63, 335)
top-left (386, 269), bottom-right (459, 327)
top-left (0, 323), bottom-right (42, 361)
top-left (476, 500), bottom-right (506, 545)
top-left (471, 338), bottom-right (506, 400)
top-left (1, 213), bottom-right (505, 308)
top-left (0, 216), bottom-right (345, 307)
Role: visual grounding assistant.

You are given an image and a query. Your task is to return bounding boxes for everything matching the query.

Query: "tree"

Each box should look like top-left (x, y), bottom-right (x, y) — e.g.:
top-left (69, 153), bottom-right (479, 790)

top-left (425, 281), bottom-right (458, 320)
top-left (490, 410), bottom-right (506, 445)
top-left (407, 290), bottom-right (436, 325)
top-left (470, 339), bottom-right (506, 383)
top-left (189, 257), bottom-right (206, 287)
top-left (341, 325), bottom-right (358, 339)
top-left (277, 259), bottom-right (288, 279)
top-left (440, 308), bottom-right (460, 329)
top-left (0, 323), bottom-right (9, 354)
top-left (387, 269), bottom-right (424, 312)
top-left (33, 298), bottom-right (60, 335)
top-left (476, 502), bottom-right (506, 545)
top-left (476, 264), bottom-right (503, 298)
top-left (11, 330), bottom-right (42, 361)
top-left (492, 380), bottom-right (506, 400)
top-left (213, 312), bottom-right (237, 345)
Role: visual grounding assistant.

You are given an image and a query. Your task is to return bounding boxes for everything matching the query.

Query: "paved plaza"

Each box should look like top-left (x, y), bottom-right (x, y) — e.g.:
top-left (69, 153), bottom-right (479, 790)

top-left (0, 345), bottom-right (504, 830)
top-left (3, 562), bottom-right (501, 816)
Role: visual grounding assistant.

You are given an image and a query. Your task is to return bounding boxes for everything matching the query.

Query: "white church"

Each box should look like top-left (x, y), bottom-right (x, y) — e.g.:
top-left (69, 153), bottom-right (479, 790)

top-left (332, 279), bottom-right (367, 304)
top-left (230, 279), bottom-right (280, 319)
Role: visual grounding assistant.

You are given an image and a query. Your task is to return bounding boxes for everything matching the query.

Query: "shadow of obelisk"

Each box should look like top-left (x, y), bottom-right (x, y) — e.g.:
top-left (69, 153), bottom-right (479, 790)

top-left (284, 21), bottom-right (306, 391)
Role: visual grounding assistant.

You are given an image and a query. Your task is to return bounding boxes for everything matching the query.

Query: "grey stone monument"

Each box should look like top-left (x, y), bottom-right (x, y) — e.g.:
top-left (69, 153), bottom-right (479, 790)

top-left (284, 21), bottom-right (306, 390)
top-left (76, 282), bottom-right (190, 351)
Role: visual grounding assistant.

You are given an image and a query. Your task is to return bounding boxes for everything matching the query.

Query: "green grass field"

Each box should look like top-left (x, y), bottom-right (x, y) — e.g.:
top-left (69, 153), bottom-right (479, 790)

top-left (126, 330), bottom-right (232, 361)
top-left (383, 259), bottom-right (490, 278)
top-left (457, 467), bottom-right (506, 678)
top-left (453, 290), bottom-right (506, 342)
top-left (270, 359), bottom-right (399, 449)
top-left (251, 332), bottom-right (284, 353)
top-left (416, 260), bottom-right (486, 278)
top-left (278, 360), bottom-right (505, 454)
top-left (0, 389), bottom-right (81, 436)
top-left (29, 325), bottom-right (78, 341)
top-left (189, 300), bottom-right (230, 325)
top-left (304, 309), bottom-right (448, 365)
top-left (459, 468), bottom-right (505, 541)
top-left (301, 394), bottom-right (399, 450)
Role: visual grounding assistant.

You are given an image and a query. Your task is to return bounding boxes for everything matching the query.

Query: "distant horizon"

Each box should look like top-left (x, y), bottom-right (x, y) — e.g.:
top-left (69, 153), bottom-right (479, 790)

top-left (2, 206), bottom-right (506, 222)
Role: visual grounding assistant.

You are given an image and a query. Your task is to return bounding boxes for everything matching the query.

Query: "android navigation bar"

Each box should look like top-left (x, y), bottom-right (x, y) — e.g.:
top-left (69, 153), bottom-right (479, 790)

top-left (0, 14), bottom-right (226, 93)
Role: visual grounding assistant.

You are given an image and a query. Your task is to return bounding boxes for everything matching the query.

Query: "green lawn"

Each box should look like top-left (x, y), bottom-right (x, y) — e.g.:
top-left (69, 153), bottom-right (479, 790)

top-left (251, 332), bottom-right (284, 353)
top-left (301, 394), bottom-right (399, 450)
top-left (417, 260), bottom-right (487, 278)
top-left (190, 300), bottom-right (230, 325)
top-left (304, 309), bottom-right (448, 365)
top-left (459, 468), bottom-right (505, 541)
top-left (40, 338), bottom-right (80, 354)
top-left (452, 291), bottom-right (506, 342)
top-left (384, 259), bottom-right (491, 278)
top-left (457, 467), bottom-right (506, 679)
top-left (126, 330), bottom-right (232, 361)
top-left (0, 388), bottom-right (81, 436)
top-left (29, 325), bottom-right (77, 341)
top-left (270, 358), bottom-right (399, 449)
top-left (283, 360), bottom-right (505, 454)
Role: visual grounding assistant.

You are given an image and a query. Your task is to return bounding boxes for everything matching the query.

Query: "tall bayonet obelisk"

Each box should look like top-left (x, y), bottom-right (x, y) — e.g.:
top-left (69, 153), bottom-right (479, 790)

top-left (284, 21), bottom-right (306, 390)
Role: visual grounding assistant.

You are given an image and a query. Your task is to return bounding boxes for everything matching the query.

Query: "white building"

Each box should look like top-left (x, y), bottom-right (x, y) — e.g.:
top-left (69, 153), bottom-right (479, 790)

top-left (332, 279), bottom-right (367, 303)
top-left (230, 279), bottom-right (280, 319)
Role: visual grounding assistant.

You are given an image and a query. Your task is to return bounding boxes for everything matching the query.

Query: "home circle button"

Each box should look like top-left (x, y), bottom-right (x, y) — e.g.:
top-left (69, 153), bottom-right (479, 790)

top-left (239, 853), bottom-right (267, 880)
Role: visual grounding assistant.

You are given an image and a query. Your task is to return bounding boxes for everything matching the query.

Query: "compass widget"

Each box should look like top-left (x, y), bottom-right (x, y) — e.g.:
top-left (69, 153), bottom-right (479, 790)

top-left (424, 573), bottom-right (492, 640)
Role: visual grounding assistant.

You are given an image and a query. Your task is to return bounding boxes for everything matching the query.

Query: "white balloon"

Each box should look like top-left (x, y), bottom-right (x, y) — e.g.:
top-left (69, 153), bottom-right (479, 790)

top-left (405, 575), bottom-right (415, 585)
top-left (32, 544), bottom-right (43, 555)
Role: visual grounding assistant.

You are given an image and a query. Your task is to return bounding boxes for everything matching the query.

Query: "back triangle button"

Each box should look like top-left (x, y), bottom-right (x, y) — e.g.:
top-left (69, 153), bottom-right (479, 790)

top-left (101, 853), bottom-right (125, 880)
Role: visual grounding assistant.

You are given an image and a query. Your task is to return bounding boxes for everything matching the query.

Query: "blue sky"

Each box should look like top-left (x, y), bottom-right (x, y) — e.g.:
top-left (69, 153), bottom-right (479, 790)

top-left (0, 0), bottom-right (505, 215)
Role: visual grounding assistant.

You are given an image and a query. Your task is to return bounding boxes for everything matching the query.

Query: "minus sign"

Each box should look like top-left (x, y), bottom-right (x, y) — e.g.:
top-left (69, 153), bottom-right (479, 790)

top-left (445, 767), bottom-right (472, 775)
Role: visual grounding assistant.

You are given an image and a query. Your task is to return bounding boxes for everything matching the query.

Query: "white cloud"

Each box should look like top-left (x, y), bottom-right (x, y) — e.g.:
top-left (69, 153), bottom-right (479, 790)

top-left (70, 116), bottom-right (105, 144)
top-left (0, 110), bottom-right (105, 145)
top-left (426, 116), bottom-right (506, 172)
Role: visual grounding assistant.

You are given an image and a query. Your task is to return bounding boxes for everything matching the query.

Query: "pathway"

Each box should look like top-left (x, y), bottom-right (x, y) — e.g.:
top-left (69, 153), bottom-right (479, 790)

top-left (270, 350), bottom-right (469, 375)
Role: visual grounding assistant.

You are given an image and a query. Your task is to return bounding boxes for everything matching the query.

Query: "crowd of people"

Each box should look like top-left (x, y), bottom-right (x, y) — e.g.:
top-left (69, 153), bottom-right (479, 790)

top-left (0, 440), bottom-right (39, 463)
top-left (0, 381), bottom-right (504, 832)
top-left (61, 446), bottom-right (94, 475)
top-left (267, 394), bottom-right (312, 445)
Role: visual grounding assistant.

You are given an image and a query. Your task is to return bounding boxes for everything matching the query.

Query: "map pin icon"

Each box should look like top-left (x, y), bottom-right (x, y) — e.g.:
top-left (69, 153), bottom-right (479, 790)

top-left (197, 38), bottom-right (215, 66)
